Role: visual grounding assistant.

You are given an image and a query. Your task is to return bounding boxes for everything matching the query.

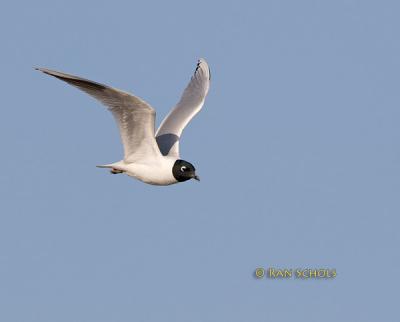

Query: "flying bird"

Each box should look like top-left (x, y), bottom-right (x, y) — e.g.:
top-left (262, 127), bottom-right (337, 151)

top-left (36, 59), bottom-right (210, 185)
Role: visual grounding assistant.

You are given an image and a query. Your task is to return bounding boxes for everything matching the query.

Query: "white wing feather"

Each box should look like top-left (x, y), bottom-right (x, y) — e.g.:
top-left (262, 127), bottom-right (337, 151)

top-left (155, 58), bottom-right (210, 157)
top-left (36, 68), bottom-right (162, 163)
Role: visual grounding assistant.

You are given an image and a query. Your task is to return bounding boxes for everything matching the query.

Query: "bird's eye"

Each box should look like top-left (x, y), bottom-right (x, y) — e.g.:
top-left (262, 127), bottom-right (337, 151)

top-left (180, 166), bottom-right (187, 172)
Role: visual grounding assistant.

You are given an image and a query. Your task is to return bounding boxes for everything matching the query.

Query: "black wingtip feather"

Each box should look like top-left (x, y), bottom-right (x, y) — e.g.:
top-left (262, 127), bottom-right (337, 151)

top-left (194, 59), bottom-right (211, 81)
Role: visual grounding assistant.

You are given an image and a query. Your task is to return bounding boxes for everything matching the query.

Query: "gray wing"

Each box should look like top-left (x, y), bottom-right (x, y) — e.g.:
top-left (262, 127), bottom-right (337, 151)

top-left (36, 68), bottom-right (162, 163)
top-left (155, 58), bottom-right (210, 157)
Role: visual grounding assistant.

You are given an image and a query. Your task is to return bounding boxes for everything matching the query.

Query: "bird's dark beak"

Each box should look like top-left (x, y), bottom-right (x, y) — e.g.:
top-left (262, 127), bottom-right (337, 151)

top-left (193, 175), bottom-right (200, 181)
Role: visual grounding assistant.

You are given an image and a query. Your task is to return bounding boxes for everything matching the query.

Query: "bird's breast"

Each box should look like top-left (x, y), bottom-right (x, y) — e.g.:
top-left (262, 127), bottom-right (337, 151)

top-left (123, 157), bottom-right (178, 186)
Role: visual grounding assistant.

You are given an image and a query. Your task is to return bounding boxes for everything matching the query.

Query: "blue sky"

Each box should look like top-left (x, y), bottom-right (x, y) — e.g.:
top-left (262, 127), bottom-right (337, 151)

top-left (1, 1), bottom-right (399, 321)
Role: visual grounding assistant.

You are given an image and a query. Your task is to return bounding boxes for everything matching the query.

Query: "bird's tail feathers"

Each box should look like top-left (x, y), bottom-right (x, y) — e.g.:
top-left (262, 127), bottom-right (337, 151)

top-left (96, 161), bottom-right (124, 169)
top-left (96, 164), bottom-right (114, 169)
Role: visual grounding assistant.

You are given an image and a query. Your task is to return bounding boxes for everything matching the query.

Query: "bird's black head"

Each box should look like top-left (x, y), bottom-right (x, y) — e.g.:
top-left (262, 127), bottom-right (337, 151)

top-left (172, 159), bottom-right (200, 182)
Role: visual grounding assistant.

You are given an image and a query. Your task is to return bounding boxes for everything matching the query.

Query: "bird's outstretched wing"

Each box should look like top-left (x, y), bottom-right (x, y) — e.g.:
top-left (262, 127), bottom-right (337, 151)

top-left (155, 58), bottom-right (210, 158)
top-left (36, 68), bottom-right (162, 163)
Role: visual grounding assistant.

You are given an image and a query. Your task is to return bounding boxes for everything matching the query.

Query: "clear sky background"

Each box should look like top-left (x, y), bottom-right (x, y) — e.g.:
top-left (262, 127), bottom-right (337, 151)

top-left (1, 1), bottom-right (399, 321)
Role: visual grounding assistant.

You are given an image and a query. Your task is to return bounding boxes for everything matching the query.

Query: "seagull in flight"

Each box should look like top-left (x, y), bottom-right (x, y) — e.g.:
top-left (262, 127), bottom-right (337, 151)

top-left (36, 59), bottom-right (210, 185)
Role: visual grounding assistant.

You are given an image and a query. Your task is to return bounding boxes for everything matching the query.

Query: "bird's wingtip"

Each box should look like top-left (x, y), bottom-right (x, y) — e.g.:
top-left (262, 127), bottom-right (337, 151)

top-left (35, 67), bottom-right (47, 73)
top-left (195, 58), bottom-right (210, 80)
top-left (35, 67), bottom-right (60, 78)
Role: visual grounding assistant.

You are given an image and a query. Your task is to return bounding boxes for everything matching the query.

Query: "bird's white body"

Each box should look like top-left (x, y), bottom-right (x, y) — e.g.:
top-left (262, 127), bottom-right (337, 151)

top-left (37, 59), bottom-right (210, 186)
top-left (109, 156), bottom-right (178, 185)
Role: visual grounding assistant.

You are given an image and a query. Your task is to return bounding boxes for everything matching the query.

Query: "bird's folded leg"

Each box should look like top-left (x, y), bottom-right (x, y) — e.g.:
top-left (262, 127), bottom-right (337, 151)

top-left (110, 168), bottom-right (124, 174)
